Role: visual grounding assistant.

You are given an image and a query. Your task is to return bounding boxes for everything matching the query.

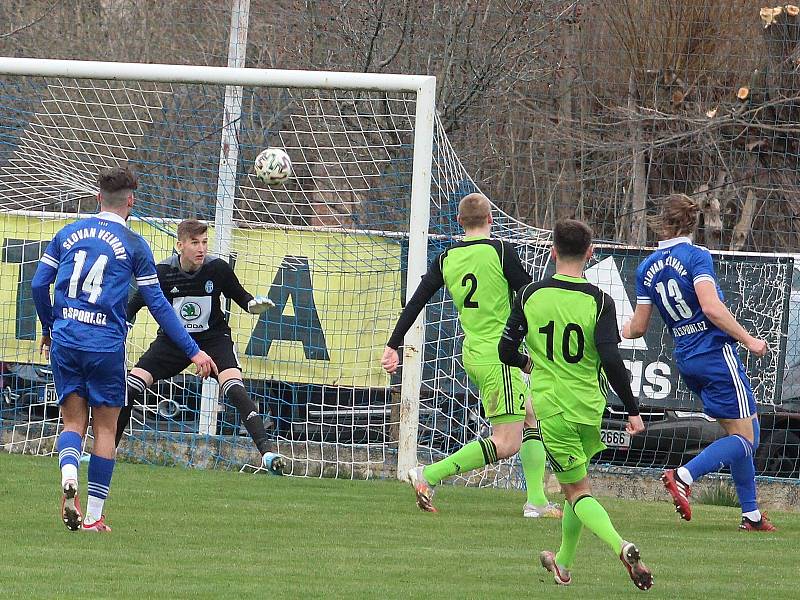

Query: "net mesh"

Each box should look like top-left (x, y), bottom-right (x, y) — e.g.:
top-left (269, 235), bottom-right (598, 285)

top-left (2, 0), bottom-right (800, 485)
top-left (0, 75), bottom-right (551, 484)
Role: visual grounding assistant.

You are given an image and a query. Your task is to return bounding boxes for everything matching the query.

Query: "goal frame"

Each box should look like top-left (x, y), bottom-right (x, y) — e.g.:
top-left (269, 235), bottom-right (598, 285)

top-left (0, 56), bottom-right (436, 480)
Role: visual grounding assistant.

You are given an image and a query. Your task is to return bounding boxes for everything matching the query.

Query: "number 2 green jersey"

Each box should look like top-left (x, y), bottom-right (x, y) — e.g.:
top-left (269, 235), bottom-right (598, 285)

top-left (505, 274), bottom-right (621, 425)
top-left (440, 236), bottom-right (531, 364)
top-left (386, 235), bottom-right (531, 365)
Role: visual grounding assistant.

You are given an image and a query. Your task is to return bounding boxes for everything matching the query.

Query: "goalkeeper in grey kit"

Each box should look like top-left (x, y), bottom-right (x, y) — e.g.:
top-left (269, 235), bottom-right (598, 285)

top-left (116, 219), bottom-right (282, 473)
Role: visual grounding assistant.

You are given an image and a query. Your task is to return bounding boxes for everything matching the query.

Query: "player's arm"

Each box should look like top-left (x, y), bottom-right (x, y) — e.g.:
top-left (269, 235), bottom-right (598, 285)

top-left (381, 254), bottom-right (445, 374)
top-left (623, 262), bottom-right (653, 339)
top-left (219, 260), bottom-right (273, 315)
top-left (126, 284), bottom-right (146, 325)
top-left (623, 304), bottom-right (653, 339)
top-left (31, 235), bottom-right (61, 355)
top-left (595, 293), bottom-right (644, 434)
top-left (500, 241), bottom-right (532, 292)
top-left (691, 248), bottom-right (767, 357)
top-left (498, 285), bottom-right (532, 372)
top-left (132, 239), bottom-right (216, 377)
top-left (695, 282), bottom-right (766, 356)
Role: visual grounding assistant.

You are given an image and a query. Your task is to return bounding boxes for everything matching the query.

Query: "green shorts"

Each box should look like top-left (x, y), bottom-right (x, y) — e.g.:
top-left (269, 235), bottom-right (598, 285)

top-left (539, 413), bottom-right (606, 484)
top-left (465, 362), bottom-right (527, 425)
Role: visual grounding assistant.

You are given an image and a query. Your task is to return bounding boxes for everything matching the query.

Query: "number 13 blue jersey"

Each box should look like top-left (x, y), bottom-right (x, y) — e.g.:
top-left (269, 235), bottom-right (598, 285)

top-left (635, 237), bottom-right (733, 358)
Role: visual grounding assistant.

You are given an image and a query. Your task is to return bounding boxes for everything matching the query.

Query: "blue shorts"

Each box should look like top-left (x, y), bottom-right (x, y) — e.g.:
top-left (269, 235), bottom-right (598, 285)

top-left (677, 344), bottom-right (756, 420)
top-left (50, 342), bottom-right (126, 408)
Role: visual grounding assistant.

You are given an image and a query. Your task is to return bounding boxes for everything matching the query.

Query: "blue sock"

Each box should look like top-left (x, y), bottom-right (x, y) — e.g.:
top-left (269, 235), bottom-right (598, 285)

top-left (57, 431), bottom-right (82, 487)
top-left (731, 417), bottom-right (760, 515)
top-left (684, 434), bottom-right (753, 481)
top-left (86, 455), bottom-right (115, 521)
top-left (730, 454), bottom-right (758, 513)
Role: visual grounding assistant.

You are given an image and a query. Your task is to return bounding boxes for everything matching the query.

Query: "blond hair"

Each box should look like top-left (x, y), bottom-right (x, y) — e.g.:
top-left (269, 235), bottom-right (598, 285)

top-left (649, 194), bottom-right (700, 239)
top-left (458, 193), bottom-right (491, 229)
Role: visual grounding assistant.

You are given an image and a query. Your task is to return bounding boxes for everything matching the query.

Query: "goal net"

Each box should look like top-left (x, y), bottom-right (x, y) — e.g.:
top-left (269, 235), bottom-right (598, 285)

top-left (0, 60), bottom-right (791, 488)
top-left (0, 60), bottom-right (551, 488)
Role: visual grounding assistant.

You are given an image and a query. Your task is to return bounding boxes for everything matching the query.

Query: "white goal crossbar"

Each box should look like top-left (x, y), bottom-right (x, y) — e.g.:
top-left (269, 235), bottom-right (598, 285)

top-left (0, 57), bottom-right (435, 93)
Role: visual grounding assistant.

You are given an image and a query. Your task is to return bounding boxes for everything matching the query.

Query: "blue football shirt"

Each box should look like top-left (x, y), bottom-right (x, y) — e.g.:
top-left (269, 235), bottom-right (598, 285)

top-left (635, 236), bottom-right (733, 358)
top-left (32, 211), bottom-right (198, 358)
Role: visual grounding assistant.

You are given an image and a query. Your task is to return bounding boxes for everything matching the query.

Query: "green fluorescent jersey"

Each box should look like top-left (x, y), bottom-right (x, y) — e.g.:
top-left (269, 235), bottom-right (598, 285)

top-left (511, 274), bottom-right (620, 425)
top-left (387, 236), bottom-right (531, 365)
top-left (440, 237), bottom-right (527, 364)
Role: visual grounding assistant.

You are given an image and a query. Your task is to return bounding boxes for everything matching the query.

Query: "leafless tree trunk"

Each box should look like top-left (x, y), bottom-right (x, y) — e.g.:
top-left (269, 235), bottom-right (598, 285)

top-left (696, 180), bottom-right (723, 250)
top-left (730, 189), bottom-right (757, 251)
top-left (626, 71), bottom-right (647, 244)
top-left (556, 17), bottom-right (578, 220)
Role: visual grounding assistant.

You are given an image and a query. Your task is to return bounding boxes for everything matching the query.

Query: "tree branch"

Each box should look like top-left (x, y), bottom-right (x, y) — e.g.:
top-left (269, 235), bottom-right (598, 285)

top-left (0, 0), bottom-right (62, 39)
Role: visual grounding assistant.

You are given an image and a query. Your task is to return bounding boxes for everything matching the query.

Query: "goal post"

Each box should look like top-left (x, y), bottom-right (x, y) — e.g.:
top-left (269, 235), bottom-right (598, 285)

top-left (397, 77), bottom-right (436, 480)
top-left (200, 0), bottom-right (249, 438)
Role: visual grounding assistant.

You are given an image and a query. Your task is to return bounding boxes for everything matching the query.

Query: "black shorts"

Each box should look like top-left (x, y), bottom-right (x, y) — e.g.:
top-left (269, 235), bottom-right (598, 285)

top-left (135, 333), bottom-right (241, 382)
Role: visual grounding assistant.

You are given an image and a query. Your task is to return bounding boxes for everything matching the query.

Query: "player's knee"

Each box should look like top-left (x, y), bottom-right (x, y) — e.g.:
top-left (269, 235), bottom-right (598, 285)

top-left (733, 434), bottom-right (755, 457)
top-left (522, 424), bottom-right (541, 442)
top-left (221, 378), bottom-right (245, 397)
top-left (499, 443), bottom-right (520, 460)
top-left (222, 379), bottom-right (256, 413)
top-left (91, 413), bottom-right (119, 442)
top-left (562, 480), bottom-right (592, 504)
top-left (126, 372), bottom-right (149, 403)
top-left (491, 436), bottom-right (520, 459)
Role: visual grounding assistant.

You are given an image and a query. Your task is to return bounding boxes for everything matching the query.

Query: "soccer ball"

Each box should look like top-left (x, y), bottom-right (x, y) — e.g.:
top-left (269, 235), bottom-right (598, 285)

top-left (254, 147), bottom-right (292, 186)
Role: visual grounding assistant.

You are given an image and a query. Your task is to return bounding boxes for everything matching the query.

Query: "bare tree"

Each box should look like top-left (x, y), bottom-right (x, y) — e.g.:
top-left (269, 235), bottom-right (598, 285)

top-left (2, 1), bottom-right (800, 252)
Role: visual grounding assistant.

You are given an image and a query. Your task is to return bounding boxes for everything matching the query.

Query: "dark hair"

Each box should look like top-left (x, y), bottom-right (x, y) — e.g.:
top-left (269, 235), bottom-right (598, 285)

top-left (458, 193), bottom-right (491, 229)
top-left (177, 219), bottom-right (208, 241)
top-left (553, 219), bottom-right (593, 259)
top-left (98, 166), bottom-right (138, 194)
top-left (649, 194), bottom-right (700, 239)
top-left (98, 166), bottom-right (138, 208)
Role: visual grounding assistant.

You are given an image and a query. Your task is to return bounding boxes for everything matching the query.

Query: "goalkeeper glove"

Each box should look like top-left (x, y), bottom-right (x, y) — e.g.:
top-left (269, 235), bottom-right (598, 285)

top-left (247, 296), bottom-right (275, 314)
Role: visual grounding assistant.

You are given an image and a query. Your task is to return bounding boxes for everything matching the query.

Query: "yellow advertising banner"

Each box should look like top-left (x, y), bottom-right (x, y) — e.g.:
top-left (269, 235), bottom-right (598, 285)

top-left (0, 213), bottom-right (400, 388)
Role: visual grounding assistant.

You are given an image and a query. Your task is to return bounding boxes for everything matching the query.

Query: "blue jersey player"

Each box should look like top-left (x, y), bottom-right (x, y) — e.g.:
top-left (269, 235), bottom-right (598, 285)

top-left (31, 167), bottom-right (217, 532)
top-left (623, 194), bottom-right (774, 532)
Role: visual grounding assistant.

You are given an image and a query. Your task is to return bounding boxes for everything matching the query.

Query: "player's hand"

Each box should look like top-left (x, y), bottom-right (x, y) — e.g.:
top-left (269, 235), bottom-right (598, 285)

top-left (191, 351), bottom-right (218, 379)
top-left (621, 318), bottom-right (633, 339)
top-left (522, 356), bottom-right (533, 375)
top-left (247, 296), bottom-right (275, 315)
top-left (381, 346), bottom-right (400, 374)
top-left (626, 415), bottom-right (645, 436)
top-left (745, 337), bottom-right (768, 358)
top-left (39, 335), bottom-right (51, 360)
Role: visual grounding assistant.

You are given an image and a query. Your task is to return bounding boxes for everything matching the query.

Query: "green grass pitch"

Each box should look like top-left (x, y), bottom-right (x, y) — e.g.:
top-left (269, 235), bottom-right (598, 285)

top-left (0, 453), bottom-right (797, 599)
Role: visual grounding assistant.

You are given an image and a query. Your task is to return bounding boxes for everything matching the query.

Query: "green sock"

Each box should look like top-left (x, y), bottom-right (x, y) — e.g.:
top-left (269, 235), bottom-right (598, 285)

top-left (423, 438), bottom-right (497, 486)
top-left (571, 495), bottom-right (624, 555)
top-left (520, 426), bottom-right (548, 506)
top-left (555, 500), bottom-right (583, 568)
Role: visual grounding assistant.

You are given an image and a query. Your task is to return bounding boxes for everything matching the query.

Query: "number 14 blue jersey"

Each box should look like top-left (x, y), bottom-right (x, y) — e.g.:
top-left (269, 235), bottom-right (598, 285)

top-left (31, 211), bottom-right (197, 358)
top-left (635, 237), bottom-right (733, 358)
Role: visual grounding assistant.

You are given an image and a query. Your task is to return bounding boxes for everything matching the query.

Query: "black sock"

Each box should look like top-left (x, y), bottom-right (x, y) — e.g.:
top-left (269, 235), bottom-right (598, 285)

top-left (115, 373), bottom-right (148, 447)
top-left (222, 379), bottom-right (270, 455)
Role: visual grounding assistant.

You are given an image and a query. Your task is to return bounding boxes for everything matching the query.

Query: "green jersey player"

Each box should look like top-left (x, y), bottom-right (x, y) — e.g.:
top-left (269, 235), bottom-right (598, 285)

top-left (499, 219), bottom-right (652, 590)
top-left (382, 193), bottom-right (559, 518)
